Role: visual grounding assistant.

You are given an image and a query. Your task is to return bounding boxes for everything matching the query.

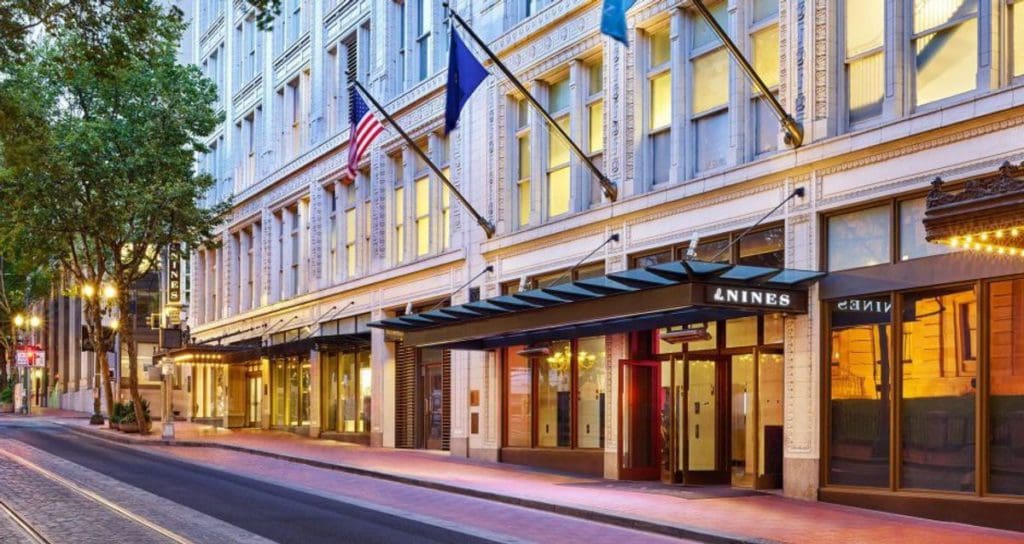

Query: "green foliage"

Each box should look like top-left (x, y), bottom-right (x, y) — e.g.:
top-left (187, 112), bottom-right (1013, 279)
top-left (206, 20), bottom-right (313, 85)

top-left (121, 398), bottom-right (150, 424)
top-left (0, 385), bottom-right (13, 404)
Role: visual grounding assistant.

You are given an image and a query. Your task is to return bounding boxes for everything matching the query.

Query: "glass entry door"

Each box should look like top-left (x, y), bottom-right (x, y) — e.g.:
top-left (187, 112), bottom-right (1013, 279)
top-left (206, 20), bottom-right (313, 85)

top-left (683, 357), bottom-right (730, 484)
top-left (246, 370), bottom-right (262, 427)
top-left (423, 363), bottom-right (444, 450)
top-left (620, 360), bottom-right (662, 480)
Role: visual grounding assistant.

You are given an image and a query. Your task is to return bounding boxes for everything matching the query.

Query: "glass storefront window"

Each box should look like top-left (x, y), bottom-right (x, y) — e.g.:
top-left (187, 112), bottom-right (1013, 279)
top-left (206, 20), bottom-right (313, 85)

top-left (576, 336), bottom-right (606, 449)
top-left (758, 352), bottom-right (784, 478)
top-left (828, 205), bottom-right (891, 271)
top-left (507, 348), bottom-right (532, 447)
top-left (828, 295), bottom-right (892, 487)
top-left (324, 354), bottom-right (339, 431)
top-left (273, 361), bottom-right (286, 426)
top-left (739, 226), bottom-right (785, 268)
top-left (358, 351), bottom-right (371, 433)
top-left (731, 353), bottom-right (756, 486)
top-left (726, 317), bottom-right (758, 348)
top-left (538, 341), bottom-right (572, 447)
top-left (989, 278), bottom-right (1024, 495)
top-left (686, 322), bottom-right (718, 351)
top-left (763, 313), bottom-right (784, 345)
top-left (901, 287), bottom-right (976, 491)
top-left (899, 197), bottom-right (955, 261)
top-left (340, 352), bottom-right (357, 432)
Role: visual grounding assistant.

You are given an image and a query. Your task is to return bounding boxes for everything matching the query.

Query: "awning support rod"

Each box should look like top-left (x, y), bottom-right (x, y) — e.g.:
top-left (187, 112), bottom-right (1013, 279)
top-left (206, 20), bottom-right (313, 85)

top-left (691, 0), bottom-right (803, 147)
top-left (423, 265), bottom-right (495, 314)
top-left (546, 234), bottom-right (620, 288)
top-left (706, 187), bottom-right (804, 263)
top-left (197, 324), bottom-right (265, 346)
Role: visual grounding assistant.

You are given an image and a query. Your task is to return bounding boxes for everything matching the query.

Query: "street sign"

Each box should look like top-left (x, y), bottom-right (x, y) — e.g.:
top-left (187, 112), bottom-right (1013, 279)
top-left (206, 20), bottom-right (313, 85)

top-left (15, 346), bottom-right (45, 367)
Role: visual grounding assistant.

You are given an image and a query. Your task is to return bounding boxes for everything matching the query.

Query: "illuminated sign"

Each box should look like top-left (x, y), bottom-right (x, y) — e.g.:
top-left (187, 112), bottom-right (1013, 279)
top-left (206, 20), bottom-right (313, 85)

top-left (15, 346), bottom-right (45, 367)
top-left (709, 286), bottom-right (793, 308)
top-left (167, 245), bottom-right (182, 304)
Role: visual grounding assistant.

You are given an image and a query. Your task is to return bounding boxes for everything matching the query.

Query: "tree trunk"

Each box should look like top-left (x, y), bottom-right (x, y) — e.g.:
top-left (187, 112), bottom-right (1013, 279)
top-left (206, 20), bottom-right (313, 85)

top-left (119, 289), bottom-right (146, 434)
top-left (84, 296), bottom-right (114, 422)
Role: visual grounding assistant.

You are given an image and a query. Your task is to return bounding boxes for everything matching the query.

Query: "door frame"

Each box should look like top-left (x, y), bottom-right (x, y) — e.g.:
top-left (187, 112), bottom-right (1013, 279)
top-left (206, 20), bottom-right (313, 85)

top-left (421, 361), bottom-right (444, 450)
top-left (618, 359), bottom-right (662, 480)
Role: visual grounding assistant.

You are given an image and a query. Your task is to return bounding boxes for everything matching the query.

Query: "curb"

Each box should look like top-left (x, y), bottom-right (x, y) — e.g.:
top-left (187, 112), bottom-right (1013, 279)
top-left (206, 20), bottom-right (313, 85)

top-left (60, 422), bottom-right (777, 544)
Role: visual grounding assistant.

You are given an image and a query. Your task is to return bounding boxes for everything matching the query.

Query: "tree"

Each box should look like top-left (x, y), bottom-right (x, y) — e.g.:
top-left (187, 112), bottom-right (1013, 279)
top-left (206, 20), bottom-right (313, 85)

top-left (0, 251), bottom-right (52, 389)
top-left (0, 1), bottom-right (227, 429)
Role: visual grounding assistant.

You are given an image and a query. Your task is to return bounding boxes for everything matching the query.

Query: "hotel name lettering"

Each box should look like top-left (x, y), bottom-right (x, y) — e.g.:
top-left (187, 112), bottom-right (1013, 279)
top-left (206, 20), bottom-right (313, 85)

top-left (699, 284), bottom-right (806, 312)
top-left (167, 248), bottom-right (181, 303)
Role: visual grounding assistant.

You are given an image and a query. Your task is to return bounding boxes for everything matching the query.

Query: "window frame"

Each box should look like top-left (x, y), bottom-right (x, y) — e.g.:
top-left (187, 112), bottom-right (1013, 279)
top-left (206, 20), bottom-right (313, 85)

top-left (645, 23), bottom-right (673, 187)
top-left (688, 1), bottom-right (731, 175)
top-left (544, 74), bottom-right (573, 220)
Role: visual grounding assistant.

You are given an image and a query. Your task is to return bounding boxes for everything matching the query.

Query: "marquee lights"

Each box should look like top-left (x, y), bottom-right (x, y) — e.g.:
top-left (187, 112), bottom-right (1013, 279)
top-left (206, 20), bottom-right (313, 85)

top-left (943, 226), bottom-right (1024, 257)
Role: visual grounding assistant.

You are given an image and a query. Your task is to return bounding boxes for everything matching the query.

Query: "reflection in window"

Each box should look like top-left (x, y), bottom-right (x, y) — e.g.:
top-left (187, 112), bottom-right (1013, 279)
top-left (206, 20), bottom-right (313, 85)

top-left (989, 279), bottom-right (1024, 495)
top-left (913, 0), bottom-right (978, 107)
top-left (739, 226), bottom-right (785, 268)
top-left (538, 340), bottom-right (572, 447)
top-left (576, 336), bottom-right (606, 449)
top-left (899, 197), bottom-right (956, 261)
top-left (828, 296), bottom-right (892, 487)
top-left (828, 205), bottom-right (891, 271)
top-left (901, 287), bottom-right (976, 491)
top-left (507, 349), bottom-right (532, 447)
top-left (844, 0), bottom-right (884, 123)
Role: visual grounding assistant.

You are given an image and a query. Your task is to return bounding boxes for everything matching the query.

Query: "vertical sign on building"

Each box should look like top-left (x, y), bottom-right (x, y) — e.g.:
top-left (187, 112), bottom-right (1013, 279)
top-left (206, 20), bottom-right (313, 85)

top-left (167, 243), bottom-right (181, 304)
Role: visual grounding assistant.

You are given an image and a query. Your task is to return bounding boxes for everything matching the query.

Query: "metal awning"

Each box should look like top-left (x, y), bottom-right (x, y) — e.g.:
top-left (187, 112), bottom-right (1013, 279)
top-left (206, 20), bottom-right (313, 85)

top-left (262, 333), bottom-right (371, 359)
top-left (155, 343), bottom-right (260, 365)
top-left (369, 260), bottom-right (825, 350)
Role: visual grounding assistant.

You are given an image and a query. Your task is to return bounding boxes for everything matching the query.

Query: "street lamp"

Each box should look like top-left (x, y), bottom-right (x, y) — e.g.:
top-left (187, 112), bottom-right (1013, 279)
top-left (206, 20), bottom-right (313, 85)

top-left (102, 285), bottom-right (117, 301)
top-left (13, 314), bottom-right (24, 328)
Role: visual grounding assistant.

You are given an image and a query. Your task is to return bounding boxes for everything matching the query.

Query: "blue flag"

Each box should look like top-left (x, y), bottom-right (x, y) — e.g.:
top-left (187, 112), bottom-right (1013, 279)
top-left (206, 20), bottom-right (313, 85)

top-left (445, 30), bottom-right (488, 134)
top-left (601, 0), bottom-right (636, 46)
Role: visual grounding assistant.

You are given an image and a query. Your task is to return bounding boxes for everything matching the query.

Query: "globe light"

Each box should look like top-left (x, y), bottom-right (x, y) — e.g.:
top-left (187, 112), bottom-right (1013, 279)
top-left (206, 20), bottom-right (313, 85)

top-left (102, 285), bottom-right (117, 300)
top-left (81, 284), bottom-right (96, 298)
top-left (29, 315), bottom-right (41, 328)
top-left (110, 318), bottom-right (120, 330)
top-left (13, 314), bottom-right (25, 328)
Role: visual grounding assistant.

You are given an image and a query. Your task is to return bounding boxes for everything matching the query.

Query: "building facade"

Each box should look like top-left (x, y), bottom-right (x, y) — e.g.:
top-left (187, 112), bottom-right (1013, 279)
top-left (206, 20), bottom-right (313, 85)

top-left (178, 0), bottom-right (1024, 530)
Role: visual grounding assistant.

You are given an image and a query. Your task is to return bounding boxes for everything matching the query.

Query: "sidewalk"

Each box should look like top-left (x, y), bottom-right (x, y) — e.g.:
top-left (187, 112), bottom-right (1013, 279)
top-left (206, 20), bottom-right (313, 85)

top-left (53, 415), bottom-right (1022, 544)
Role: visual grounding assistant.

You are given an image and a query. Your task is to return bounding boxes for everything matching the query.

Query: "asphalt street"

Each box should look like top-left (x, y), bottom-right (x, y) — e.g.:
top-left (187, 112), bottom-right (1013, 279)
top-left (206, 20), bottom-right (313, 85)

top-left (0, 421), bottom-right (496, 544)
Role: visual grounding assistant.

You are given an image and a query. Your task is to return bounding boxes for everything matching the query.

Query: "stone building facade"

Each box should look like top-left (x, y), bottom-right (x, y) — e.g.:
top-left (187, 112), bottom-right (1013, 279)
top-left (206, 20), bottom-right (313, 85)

top-left (179, 0), bottom-right (1024, 528)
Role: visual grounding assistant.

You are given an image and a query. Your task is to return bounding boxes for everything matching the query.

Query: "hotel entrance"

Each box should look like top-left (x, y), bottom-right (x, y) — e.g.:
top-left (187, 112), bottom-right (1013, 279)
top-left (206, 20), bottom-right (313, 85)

top-left (644, 315), bottom-right (786, 489)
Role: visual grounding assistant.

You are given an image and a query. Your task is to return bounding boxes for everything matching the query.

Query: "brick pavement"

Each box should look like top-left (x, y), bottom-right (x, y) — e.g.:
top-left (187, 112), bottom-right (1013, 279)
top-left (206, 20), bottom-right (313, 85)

top-left (53, 415), bottom-right (1024, 544)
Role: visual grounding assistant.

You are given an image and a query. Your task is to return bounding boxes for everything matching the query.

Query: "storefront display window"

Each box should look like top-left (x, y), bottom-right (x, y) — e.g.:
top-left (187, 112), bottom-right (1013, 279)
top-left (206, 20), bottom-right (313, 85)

top-left (272, 356), bottom-right (310, 428)
top-left (828, 295), bottom-right (892, 487)
top-left (901, 286), bottom-right (976, 492)
top-left (726, 316), bottom-right (758, 348)
top-left (899, 197), bottom-right (955, 261)
top-left (763, 313), bottom-right (784, 344)
top-left (576, 336), bottom-right (606, 449)
top-left (828, 205), bottom-right (891, 271)
top-left (507, 350), bottom-right (531, 447)
top-left (321, 349), bottom-right (372, 434)
top-left (989, 278), bottom-right (1024, 495)
top-left (505, 336), bottom-right (607, 450)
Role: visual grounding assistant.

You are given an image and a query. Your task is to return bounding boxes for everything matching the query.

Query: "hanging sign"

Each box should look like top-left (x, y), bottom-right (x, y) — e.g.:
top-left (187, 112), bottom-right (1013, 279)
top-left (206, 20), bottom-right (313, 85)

top-left (167, 244), bottom-right (182, 304)
top-left (15, 346), bottom-right (45, 367)
top-left (695, 283), bottom-right (807, 313)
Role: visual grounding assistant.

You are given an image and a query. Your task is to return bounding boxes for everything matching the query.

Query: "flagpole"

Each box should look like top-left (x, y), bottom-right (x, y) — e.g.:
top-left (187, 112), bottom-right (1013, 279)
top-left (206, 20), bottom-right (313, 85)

top-left (443, 4), bottom-right (619, 203)
top-left (352, 80), bottom-right (496, 239)
top-left (690, 0), bottom-right (803, 147)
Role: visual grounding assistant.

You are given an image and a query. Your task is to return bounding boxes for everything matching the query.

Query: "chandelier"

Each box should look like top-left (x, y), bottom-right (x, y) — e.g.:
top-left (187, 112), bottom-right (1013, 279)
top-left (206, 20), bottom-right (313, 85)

top-left (546, 345), bottom-right (572, 374)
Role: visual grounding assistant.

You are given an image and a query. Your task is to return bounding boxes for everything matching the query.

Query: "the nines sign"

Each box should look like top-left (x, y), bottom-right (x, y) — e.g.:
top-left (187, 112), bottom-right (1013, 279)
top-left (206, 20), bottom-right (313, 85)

top-left (695, 283), bottom-right (807, 313)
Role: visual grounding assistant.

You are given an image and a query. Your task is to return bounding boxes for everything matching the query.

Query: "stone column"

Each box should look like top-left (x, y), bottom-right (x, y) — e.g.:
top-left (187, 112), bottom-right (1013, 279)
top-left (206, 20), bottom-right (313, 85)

top-left (371, 306), bottom-right (394, 448)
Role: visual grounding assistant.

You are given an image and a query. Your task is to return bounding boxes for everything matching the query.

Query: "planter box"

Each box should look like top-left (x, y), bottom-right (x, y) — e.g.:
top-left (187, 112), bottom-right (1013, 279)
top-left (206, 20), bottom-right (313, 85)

top-left (119, 421), bottom-right (151, 434)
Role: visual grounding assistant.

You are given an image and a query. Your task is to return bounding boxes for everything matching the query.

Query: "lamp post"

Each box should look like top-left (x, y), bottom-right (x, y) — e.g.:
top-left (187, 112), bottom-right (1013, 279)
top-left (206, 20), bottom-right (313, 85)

top-left (12, 313), bottom-right (41, 415)
top-left (161, 361), bottom-right (175, 440)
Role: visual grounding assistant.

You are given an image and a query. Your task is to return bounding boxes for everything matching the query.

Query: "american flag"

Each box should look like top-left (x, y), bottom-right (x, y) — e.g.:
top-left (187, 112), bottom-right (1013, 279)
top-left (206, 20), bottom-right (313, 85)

top-left (345, 87), bottom-right (383, 183)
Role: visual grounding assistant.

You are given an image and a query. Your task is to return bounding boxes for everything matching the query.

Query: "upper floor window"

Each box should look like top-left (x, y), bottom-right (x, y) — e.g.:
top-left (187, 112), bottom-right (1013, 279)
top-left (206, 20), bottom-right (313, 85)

top-left (841, 0), bottom-right (1024, 130)
top-left (413, 146), bottom-right (431, 256)
top-left (546, 76), bottom-right (571, 219)
top-left (630, 224), bottom-right (785, 268)
top-left (647, 26), bottom-right (672, 185)
top-left (514, 98), bottom-right (532, 228)
top-left (394, 0), bottom-right (443, 90)
top-left (199, 0), bottom-right (222, 33)
top-left (393, 155), bottom-right (406, 265)
top-left (234, 107), bottom-right (260, 190)
top-left (235, 13), bottom-right (261, 90)
top-left (690, 2), bottom-right (730, 174)
top-left (274, 0), bottom-right (306, 55)
top-left (750, 0), bottom-right (780, 156)
top-left (512, 0), bottom-right (551, 25)
top-left (343, 183), bottom-right (359, 277)
top-left (439, 137), bottom-right (452, 249)
top-left (585, 58), bottom-right (605, 208)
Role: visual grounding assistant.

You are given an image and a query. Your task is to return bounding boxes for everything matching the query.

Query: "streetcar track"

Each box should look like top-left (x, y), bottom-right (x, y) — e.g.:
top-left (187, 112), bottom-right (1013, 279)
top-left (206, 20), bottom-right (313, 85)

top-left (0, 448), bottom-right (193, 544)
top-left (0, 496), bottom-right (50, 544)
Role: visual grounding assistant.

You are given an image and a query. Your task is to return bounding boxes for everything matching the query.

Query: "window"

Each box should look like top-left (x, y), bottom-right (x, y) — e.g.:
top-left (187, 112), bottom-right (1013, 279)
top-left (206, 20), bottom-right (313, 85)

top-left (438, 136), bottom-right (451, 249)
top-left (988, 278), bottom-right (1024, 495)
top-left (647, 26), bottom-right (672, 185)
top-left (395, 0), bottom-right (407, 88)
top-left (843, 0), bottom-right (884, 124)
top-left (414, 177), bottom-right (430, 256)
top-left (414, 0), bottom-right (431, 82)
top-left (236, 13), bottom-right (259, 89)
top-left (1012, 0), bottom-right (1024, 78)
top-left (912, 0), bottom-right (978, 107)
top-left (749, 0), bottom-right (780, 156)
top-left (288, 0), bottom-right (303, 45)
top-left (289, 205), bottom-right (300, 297)
top-left (828, 295), bottom-right (892, 487)
top-left (327, 185), bottom-right (338, 281)
top-left (345, 184), bottom-right (357, 277)
top-left (505, 337), bottom-right (606, 449)
top-left (394, 185), bottom-right (405, 264)
top-left (827, 205), bottom-right (891, 271)
top-left (738, 225), bottom-right (784, 268)
top-left (547, 76), bottom-right (571, 218)
top-left (235, 109), bottom-right (259, 190)
top-left (898, 197), bottom-right (955, 260)
top-left (586, 58), bottom-right (605, 208)
top-left (901, 286), bottom-right (977, 491)
top-left (286, 74), bottom-right (309, 158)
top-left (515, 98), bottom-right (531, 228)
top-left (631, 223), bottom-right (786, 268)
top-left (275, 211), bottom-right (285, 301)
top-left (691, 2), bottom-right (729, 173)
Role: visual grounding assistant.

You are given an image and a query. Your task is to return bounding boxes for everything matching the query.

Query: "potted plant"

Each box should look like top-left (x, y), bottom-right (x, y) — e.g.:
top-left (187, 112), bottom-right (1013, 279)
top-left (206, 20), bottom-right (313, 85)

top-left (0, 386), bottom-right (13, 413)
top-left (109, 402), bottom-right (124, 430)
top-left (120, 399), bottom-right (151, 434)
